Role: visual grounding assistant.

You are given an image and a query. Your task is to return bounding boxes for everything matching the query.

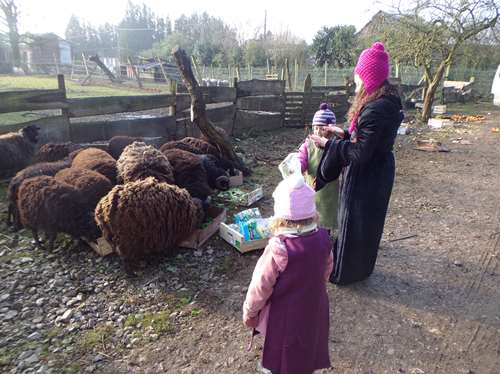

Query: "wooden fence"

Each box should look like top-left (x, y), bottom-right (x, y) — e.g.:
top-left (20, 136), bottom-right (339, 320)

top-left (0, 75), bottom-right (350, 144)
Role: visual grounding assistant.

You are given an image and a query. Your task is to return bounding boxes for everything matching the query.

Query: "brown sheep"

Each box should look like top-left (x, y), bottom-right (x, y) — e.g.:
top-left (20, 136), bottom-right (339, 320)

top-left (116, 142), bottom-right (174, 184)
top-left (108, 135), bottom-right (142, 160)
top-left (55, 167), bottom-right (112, 212)
top-left (17, 176), bottom-right (100, 248)
top-left (162, 148), bottom-right (212, 202)
top-left (72, 148), bottom-right (117, 184)
top-left (160, 137), bottom-right (236, 175)
top-left (7, 160), bottom-right (71, 230)
top-left (95, 177), bottom-right (204, 272)
top-left (0, 125), bottom-right (40, 177)
top-left (35, 142), bottom-right (82, 163)
top-left (160, 137), bottom-right (220, 157)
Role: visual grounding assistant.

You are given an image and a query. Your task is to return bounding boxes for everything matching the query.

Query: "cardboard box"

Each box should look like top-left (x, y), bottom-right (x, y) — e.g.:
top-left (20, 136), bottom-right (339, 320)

top-left (241, 186), bottom-right (264, 206)
top-left (428, 118), bottom-right (453, 129)
top-left (86, 237), bottom-right (114, 257)
top-left (432, 105), bottom-right (447, 114)
top-left (216, 185), bottom-right (264, 206)
top-left (229, 171), bottom-right (243, 187)
top-left (178, 206), bottom-right (227, 249)
top-left (219, 222), bottom-right (269, 253)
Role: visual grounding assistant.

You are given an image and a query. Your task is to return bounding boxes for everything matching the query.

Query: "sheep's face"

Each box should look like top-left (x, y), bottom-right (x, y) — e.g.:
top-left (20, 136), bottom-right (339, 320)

top-left (81, 212), bottom-right (101, 241)
top-left (22, 125), bottom-right (40, 144)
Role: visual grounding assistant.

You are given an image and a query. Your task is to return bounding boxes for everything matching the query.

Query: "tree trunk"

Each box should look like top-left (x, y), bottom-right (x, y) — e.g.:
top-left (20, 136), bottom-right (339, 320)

top-left (1, 1), bottom-right (21, 67)
top-left (172, 46), bottom-right (251, 176)
top-left (421, 63), bottom-right (447, 122)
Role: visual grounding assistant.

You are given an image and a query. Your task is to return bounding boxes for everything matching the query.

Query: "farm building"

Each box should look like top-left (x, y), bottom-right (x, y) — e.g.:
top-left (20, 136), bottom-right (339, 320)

top-left (20, 33), bottom-right (72, 72)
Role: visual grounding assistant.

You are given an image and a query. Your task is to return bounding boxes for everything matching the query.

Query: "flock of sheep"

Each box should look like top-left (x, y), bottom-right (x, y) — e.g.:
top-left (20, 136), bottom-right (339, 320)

top-left (0, 125), bottom-right (237, 274)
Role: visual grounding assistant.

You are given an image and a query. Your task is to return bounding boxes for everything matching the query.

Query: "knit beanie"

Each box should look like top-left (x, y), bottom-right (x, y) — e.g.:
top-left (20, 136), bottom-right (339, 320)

top-left (312, 103), bottom-right (336, 126)
top-left (355, 42), bottom-right (390, 95)
top-left (273, 174), bottom-right (316, 221)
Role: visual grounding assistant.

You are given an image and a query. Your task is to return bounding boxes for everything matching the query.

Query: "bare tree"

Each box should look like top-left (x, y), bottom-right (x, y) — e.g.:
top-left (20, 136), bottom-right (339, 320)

top-left (172, 46), bottom-right (251, 176)
top-left (383, 0), bottom-right (499, 121)
top-left (0, 0), bottom-right (21, 68)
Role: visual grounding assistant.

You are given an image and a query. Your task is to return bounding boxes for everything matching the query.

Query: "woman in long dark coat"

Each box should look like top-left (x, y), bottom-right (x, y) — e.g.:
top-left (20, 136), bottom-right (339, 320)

top-left (310, 42), bottom-right (404, 285)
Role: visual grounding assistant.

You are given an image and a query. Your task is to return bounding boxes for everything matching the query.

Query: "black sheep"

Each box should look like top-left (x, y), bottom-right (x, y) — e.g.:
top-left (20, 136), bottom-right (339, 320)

top-left (0, 125), bottom-right (40, 177)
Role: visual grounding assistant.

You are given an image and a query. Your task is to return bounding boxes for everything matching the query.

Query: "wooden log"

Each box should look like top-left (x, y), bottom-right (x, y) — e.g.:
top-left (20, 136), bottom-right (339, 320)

top-left (68, 94), bottom-right (175, 117)
top-left (0, 89), bottom-right (67, 113)
top-left (172, 46), bottom-right (250, 176)
top-left (89, 54), bottom-right (120, 83)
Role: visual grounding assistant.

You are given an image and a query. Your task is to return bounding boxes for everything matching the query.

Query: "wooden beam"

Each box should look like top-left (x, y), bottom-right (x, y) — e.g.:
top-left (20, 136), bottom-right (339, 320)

top-left (67, 94), bottom-right (176, 117)
top-left (156, 57), bottom-right (168, 83)
top-left (236, 79), bottom-right (285, 97)
top-left (0, 89), bottom-right (67, 113)
top-left (127, 57), bottom-right (142, 88)
top-left (172, 46), bottom-right (250, 176)
top-left (89, 54), bottom-right (120, 83)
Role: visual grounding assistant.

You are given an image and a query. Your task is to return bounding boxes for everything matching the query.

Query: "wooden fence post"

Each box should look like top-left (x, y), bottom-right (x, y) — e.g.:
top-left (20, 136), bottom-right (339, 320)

top-left (294, 59), bottom-right (298, 91)
top-left (285, 58), bottom-right (292, 91)
top-left (156, 56), bottom-right (168, 83)
top-left (128, 57), bottom-right (142, 88)
top-left (170, 80), bottom-right (177, 117)
top-left (53, 53), bottom-right (60, 74)
top-left (57, 74), bottom-right (71, 141)
top-left (82, 53), bottom-right (89, 76)
top-left (303, 73), bottom-right (312, 126)
top-left (324, 61), bottom-right (328, 86)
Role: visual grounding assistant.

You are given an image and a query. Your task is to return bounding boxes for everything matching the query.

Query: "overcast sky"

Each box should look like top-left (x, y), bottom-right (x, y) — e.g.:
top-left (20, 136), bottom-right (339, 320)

top-left (15, 0), bottom-right (394, 43)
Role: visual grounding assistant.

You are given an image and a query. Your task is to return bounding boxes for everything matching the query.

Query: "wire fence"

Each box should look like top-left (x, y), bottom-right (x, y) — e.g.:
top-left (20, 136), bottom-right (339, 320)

top-left (14, 60), bottom-right (496, 96)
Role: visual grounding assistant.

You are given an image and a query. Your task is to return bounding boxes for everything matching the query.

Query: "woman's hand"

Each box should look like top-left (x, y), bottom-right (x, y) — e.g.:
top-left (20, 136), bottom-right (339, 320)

top-left (325, 125), bottom-right (345, 139)
top-left (309, 134), bottom-right (328, 148)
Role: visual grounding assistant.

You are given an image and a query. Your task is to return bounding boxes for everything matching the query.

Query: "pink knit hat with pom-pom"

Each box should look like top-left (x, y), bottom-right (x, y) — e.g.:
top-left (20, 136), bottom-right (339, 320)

top-left (273, 175), bottom-right (316, 221)
top-left (355, 42), bottom-right (390, 95)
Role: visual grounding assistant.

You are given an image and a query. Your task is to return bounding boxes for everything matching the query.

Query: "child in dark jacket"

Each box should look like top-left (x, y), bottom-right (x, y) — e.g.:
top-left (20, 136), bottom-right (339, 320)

top-left (243, 174), bottom-right (333, 374)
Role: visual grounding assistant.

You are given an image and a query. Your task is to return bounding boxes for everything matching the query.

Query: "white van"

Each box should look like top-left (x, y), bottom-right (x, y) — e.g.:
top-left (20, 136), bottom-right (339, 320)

top-left (492, 64), bottom-right (500, 106)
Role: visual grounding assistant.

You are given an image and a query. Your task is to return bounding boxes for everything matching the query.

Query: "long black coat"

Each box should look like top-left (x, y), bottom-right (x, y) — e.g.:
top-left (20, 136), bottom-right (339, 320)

top-left (316, 94), bottom-right (403, 285)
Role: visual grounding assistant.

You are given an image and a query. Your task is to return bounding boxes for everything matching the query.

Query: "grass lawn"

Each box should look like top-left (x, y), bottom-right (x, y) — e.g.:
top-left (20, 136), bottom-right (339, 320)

top-left (0, 75), bottom-right (156, 98)
top-left (0, 75), bottom-right (167, 126)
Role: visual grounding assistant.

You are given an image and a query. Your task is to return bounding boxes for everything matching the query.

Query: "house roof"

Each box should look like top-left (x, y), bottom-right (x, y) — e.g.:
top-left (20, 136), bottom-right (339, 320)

top-left (357, 11), bottom-right (395, 37)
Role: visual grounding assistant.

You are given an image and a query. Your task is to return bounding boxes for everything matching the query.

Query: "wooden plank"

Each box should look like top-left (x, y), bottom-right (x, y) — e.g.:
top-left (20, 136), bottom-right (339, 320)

top-left (69, 115), bottom-right (176, 143)
top-left (236, 79), bottom-right (285, 97)
top-left (67, 94), bottom-right (175, 117)
top-left (0, 89), bottom-right (67, 113)
top-left (236, 95), bottom-right (285, 112)
top-left (199, 86), bottom-right (236, 103)
top-left (233, 110), bottom-right (283, 136)
top-left (311, 85), bottom-right (346, 92)
top-left (176, 94), bottom-right (191, 113)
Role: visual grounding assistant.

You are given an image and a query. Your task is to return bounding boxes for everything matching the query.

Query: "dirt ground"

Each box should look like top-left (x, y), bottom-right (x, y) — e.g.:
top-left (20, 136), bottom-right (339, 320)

top-left (0, 103), bottom-right (499, 374)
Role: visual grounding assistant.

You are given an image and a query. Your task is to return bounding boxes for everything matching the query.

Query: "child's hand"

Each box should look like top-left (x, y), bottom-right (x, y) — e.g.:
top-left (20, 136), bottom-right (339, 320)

top-left (309, 134), bottom-right (328, 148)
top-left (243, 315), bottom-right (259, 329)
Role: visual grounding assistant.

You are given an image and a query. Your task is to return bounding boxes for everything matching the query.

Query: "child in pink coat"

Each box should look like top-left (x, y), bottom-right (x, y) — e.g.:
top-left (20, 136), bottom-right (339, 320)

top-left (243, 175), bottom-right (333, 374)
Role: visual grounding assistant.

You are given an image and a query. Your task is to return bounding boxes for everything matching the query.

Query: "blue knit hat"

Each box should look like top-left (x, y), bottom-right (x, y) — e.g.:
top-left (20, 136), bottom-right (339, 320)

top-left (312, 103), bottom-right (336, 126)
